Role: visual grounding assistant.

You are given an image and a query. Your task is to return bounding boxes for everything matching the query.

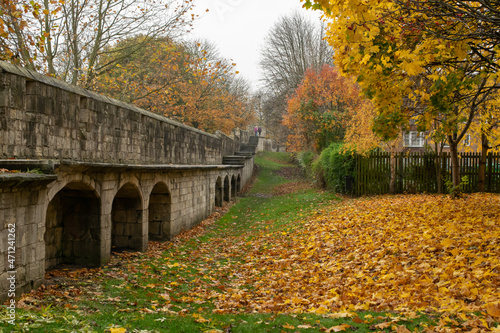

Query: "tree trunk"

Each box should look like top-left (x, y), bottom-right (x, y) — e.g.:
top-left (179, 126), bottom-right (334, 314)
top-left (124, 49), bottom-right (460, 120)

top-left (449, 138), bottom-right (461, 195)
top-left (434, 142), bottom-right (442, 194)
top-left (389, 152), bottom-right (396, 194)
top-left (478, 133), bottom-right (489, 192)
top-left (43, 0), bottom-right (56, 75)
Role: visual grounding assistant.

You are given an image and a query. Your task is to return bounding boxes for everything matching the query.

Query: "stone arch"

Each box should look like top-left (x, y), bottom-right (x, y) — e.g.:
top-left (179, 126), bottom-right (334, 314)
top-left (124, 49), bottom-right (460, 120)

top-left (45, 181), bottom-right (101, 270)
top-left (231, 174), bottom-right (237, 198)
top-left (111, 182), bottom-right (144, 251)
top-left (237, 174), bottom-right (242, 193)
top-left (47, 174), bottom-right (101, 203)
top-left (224, 175), bottom-right (230, 202)
top-left (215, 176), bottom-right (223, 207)
top-left (148, 182), bottom-right (171, 240)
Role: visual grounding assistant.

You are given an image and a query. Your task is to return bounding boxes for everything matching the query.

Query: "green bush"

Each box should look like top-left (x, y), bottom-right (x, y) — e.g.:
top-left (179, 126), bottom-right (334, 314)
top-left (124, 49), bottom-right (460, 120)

top-left (313, 143), bottom-right (355, 193)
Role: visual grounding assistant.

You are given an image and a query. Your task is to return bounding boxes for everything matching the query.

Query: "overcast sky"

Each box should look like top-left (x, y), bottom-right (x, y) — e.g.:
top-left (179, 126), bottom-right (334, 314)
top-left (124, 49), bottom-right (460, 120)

top-left (187, 0), bottom-right (322, 92)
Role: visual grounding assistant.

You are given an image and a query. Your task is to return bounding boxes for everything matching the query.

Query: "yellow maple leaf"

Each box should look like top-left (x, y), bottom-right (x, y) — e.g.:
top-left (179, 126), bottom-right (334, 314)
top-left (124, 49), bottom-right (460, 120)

top-left (109, 328), bottom-right (127, 333)
top-left (313, 305), bottom-right (330, 314)
top-left (486, 303), bottom-right (500, 318)
top-left (441, 238), bottom-right (453, 248)
top-left (325, 311), bottom-right (355, 318)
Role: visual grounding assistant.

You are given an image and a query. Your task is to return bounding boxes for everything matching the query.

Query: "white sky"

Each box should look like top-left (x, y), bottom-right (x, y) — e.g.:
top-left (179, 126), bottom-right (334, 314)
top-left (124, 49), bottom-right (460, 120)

top-left (187, 0), bottom-right (322, 92)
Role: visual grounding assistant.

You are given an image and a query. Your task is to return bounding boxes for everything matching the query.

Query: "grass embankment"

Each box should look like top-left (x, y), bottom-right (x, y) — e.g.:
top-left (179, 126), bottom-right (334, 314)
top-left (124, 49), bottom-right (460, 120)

top-left (1, 151), bottom-right (499, 332)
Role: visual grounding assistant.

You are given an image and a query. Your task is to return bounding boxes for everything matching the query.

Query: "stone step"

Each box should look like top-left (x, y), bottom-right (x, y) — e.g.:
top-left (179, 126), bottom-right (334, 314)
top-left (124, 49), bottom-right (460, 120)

top-left (223, 156), bottom-right (246, 165)
top-left (235, 151), bottom-right (255, 157)
top-left (240, 143), bottom-right (258, 152)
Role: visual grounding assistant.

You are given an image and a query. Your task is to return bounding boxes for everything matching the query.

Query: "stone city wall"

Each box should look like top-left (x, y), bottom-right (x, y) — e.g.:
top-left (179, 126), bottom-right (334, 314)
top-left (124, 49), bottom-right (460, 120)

top-left (0, 61), bottom-right (257, 302)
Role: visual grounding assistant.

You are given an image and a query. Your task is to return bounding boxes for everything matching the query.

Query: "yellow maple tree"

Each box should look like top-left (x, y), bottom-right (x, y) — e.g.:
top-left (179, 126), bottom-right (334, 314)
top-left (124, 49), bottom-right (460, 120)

top-left (301, 0), bottom-right (500, 190)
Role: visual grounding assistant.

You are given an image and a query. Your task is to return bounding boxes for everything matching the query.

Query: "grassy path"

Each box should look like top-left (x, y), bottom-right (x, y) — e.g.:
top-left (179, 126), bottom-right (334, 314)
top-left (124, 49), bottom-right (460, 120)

top-left (1, 152), bottom-right (499, 333)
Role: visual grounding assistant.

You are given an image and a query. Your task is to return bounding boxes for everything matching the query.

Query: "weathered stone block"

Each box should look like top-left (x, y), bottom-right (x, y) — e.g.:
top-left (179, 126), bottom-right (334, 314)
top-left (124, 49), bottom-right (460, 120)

top-left (128, 236), bottom-right (145, 251)
top-left (25, 245), bottom-right (36, 264)
top-left (45, 244), bottom-right (56, 260)
top-left (114, 222), bottom-right (125, 236)
top-left (130, 223), bottom-right (143, 235)
top-left (113, 209), bottom-right (127, 223)
top-left (149, 222), bottom-right (160, 235)
top-left (27, 223), bottom-right (38, 245)
top-left (26, 263), bottom-right (41, 281)
top-left (34, 242), bottom-right (45, 262)
top-left (125, 210), bottom-right (137, 223)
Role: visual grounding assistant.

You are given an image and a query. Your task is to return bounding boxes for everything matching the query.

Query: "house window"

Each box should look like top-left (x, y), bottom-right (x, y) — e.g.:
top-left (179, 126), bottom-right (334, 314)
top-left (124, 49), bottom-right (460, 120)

top-left (464, 134), bottom-right (471, 147)
top-left (403, 131), bottom-right (425, 147)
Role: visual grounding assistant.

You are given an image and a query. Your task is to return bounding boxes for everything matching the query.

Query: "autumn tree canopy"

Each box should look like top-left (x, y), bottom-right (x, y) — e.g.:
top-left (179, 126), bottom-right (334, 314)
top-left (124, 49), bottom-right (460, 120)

top-left (283, 65), bottom-right (379, 153)
top-left (392, 0), bottom-right (500, 72)
top-left (93, 37), bottom-right (254, 134)
top-left (303, 0), bottom-right (500, 187)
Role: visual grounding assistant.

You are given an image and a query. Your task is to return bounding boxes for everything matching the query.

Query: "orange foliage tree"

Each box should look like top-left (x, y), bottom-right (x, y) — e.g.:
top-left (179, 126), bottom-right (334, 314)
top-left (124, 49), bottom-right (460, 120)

top-left (93, 37), bottom-right (254, 134)
top-left (283, 64), bottom-right (380, 153)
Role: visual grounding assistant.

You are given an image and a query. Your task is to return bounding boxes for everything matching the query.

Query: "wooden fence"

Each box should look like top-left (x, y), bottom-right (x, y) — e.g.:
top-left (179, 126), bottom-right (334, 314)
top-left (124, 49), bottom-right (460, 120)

top-left (353, 152), bottom-right (500, 196)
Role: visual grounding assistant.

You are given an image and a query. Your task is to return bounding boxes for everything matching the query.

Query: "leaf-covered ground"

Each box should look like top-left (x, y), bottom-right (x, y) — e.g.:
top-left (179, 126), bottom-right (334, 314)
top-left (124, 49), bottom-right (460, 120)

top-left (1, 152), bottom-right (499, 332)
top-left (207, 194), bottom-right (500, 315)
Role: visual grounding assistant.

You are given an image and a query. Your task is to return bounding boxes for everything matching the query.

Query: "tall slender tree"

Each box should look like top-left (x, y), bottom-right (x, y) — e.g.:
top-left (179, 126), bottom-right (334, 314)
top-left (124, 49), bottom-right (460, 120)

top-left (258, 11), bottom-right (334, 144)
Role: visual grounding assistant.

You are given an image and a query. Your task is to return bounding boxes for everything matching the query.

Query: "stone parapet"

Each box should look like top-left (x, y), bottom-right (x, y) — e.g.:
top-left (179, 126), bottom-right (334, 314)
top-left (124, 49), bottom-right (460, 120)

top-left (0, 61), bottom-right (242, 165)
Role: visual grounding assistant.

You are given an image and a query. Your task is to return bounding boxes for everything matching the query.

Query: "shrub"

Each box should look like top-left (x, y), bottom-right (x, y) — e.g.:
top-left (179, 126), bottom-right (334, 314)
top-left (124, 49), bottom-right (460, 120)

top-left (313, 143), bottom-right (355, 193)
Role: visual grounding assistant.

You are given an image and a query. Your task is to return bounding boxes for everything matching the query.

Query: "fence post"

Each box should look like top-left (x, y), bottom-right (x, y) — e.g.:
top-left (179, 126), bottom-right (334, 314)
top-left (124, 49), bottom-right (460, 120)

top-left (487, 152), bottom-right (493, 192)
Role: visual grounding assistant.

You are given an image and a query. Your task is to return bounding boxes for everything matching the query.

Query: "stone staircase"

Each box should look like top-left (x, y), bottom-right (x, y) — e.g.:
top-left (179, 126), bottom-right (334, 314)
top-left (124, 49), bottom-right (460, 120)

top-left (223, 136), bottom-right (259, 165)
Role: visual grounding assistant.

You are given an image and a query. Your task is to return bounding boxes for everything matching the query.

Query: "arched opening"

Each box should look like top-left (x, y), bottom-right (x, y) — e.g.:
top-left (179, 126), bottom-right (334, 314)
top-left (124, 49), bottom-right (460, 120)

top-left (45, 182), bottom-right (101, 270)
top-left (215, 177), bottom-right (223, 207)
top-left (231, 175), bottom-right (236, 198)
top-left (224, 175), bottom-right (230, 202)
top-left (111, 183), bottom-right (143, 251)
top-left (237, 175), bottom-right (242, 193)
top-left (148, 182), bottom-right (171, 240)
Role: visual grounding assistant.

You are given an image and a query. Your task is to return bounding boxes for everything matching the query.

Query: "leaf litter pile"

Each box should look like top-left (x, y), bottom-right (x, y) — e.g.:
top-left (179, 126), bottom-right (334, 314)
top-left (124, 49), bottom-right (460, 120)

top-left (11, 192), bottom-right (500, 332)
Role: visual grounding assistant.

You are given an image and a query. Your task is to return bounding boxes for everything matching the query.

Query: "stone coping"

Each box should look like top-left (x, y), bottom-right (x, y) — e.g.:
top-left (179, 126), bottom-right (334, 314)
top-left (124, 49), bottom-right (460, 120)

top-left (55, 160), bottom-right (245, 172)
top-left (0, 173), bottom-right (57, 188)
top-left (0, 159), bottom-right (56, 172)
top-left (0, 159), bottom-right (244, 173)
